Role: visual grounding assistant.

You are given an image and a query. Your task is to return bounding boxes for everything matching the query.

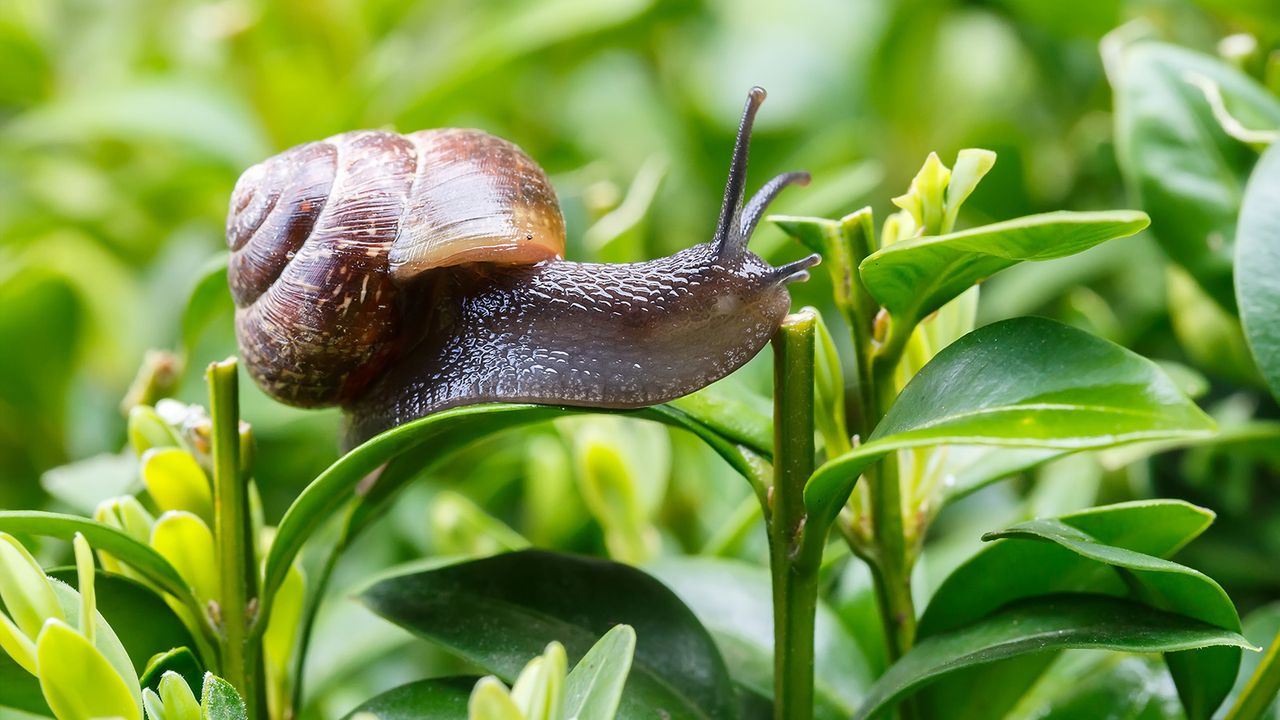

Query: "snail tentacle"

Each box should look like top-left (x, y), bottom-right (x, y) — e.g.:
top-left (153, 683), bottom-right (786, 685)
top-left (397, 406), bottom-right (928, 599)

top-left (740, 170), bottom-right (810, 239)
top-left (713, 86), bottom-right (767, 262)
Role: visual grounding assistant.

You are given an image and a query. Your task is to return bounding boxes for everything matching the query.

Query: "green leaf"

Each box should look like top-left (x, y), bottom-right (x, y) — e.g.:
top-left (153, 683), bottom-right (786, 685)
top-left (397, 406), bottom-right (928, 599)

top-left (36, 619), bottom-right (142, 720)
top-left (47, 569), bottom-right (200, 677)
top-left (199, 674), bottom-right (247, 720)
top-left (0, 649), bottom-right (47, 716)
top-left (647, 557), bottom-right (871, 720)
top-left (263, 403), bottom-right (764, 609)
top-left (854, 595), bottom-right (1252, 720)
top-left (1223, 602), bottom-right (1280, 720)
top-left (469, 677), bottom-right (524, 720)
top-left (916, 501), bottom-right (1215, 720)
top-left (0, 512), bottom-right (190, 603)
top-left (1113, 41), bottom-right (1280, 310)
top-left (1236, 143), bottom-right (1280, 403)
top-left (341, 677), bottom-right (476, 719)
top-left (150, 512), bottom-right (219, 605)
top-left (1004, 653), bottom-right (1182, 720)
top-left (984, 518), bottom-right (1244, 718)
top-left (859, 211), bottom-right (1149, 324)
top-left (141, 449), bottom-right (213, 523)
top-left (181, 255), bottom-right (230, 356)
top-left (564, 625), bottom-right (636, 720)
top-left (358, 550), bottom-right (737, 720)
top-left (141, 648), bottom-right (204, 699)
top-left (40, 453), bottom-right (138, 516)
top-left (804, 318), bottom-right (1215, 529)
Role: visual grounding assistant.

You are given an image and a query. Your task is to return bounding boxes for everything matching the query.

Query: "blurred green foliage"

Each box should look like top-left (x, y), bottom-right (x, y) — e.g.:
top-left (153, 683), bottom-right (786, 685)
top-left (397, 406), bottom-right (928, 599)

top-left (2, 0), bottom-right (1280, 714)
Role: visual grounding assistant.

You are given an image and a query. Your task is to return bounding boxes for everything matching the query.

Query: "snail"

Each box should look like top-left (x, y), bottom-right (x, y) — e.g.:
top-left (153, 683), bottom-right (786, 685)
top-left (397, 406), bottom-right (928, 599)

top-left (227, 87), bottom-right (819, 443)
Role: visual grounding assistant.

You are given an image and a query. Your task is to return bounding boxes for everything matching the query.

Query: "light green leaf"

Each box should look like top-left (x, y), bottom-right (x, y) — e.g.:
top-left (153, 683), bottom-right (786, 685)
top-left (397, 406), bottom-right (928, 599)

top-left (199, 674), bottom-right (247, 720)
top-left (1236, 143), bottom-right (1280, 403)
top-left (150, 512), bottom-right (218, 605)
top-left (0, 533), bottom-right (63, 639)
top-left (564, 625), bottom-right (636, 720)
top-left (854, 595), bottom-right (1251, 720)
top-left (36, 619), bottom-right (142, 720)
top-left (469, 678), bottom-right (524, 720)
top-left (142, 449), bottom-right (213, 524)
top-left (804, 318), bottom-right (1214, 529)
top-left (859, 211), bottom-right (1149, 325)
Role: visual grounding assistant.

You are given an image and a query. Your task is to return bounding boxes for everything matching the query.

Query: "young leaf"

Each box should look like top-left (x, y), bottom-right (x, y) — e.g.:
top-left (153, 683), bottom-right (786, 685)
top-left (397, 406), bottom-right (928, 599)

top-left (358, 550), bottom-right (736, 720)
top-left (141, 648), bottom-right (204, 697)
top-left (1113, 41), bottom-right (1280, 310)
top-left (854, 595), bottom-right (1251, 720)
top-left (469, 677), bottom-right (525, 720)
top-left (141, 449), bottom-right (214, 523)
top-left (804, 318), bottom-right (1215, 528)
top-left (1236, 143), bottom-right (1280, 403)
top-left (858, 210), bottom-right (1148, 325)
top-left (564, 625), bottom-right (636, 720)
top-left (200, 674), bottom-right (247, 720)
top-left (150, 512), bottom-right (219, 605)
top-left (36, 619), bottom-right (142, 720)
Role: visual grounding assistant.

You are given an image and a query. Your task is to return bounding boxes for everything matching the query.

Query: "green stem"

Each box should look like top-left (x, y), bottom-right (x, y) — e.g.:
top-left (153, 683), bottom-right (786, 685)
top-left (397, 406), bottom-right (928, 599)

top-left (769, 312), bottom-right (821, 720)
top-left (867, 316), bottom-right (919, 685)
top-left (208, 359), bottom-right (263, 718)
top-left (1226, 626), bottom-right (1280, 720)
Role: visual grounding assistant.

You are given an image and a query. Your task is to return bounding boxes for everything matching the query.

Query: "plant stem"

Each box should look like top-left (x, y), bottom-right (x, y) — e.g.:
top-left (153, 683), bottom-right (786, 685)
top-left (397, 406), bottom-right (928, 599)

top-left (769, 311), bottom-right (820, 720)
top-left (208, 359), bottom-right (263, 718)
top-left (1226, 626), bottom-right (1280, 720)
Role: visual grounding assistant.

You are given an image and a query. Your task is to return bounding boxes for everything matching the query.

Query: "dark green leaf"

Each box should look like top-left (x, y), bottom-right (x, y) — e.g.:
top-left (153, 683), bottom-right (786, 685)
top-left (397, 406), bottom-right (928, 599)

top-left (1113, 41), bottom-right (1280, 310)
top-left (855, 595), bottom-right (1252, 720)
top-left (341, 677), bottom-right (475, 719)
top-left (0, 651), bottom-right (48, 716)
top-left (359, 550), bottom-right (737, 720)
top-left (804, 318), bottom-right (1214, 529)
top-left (1236, 143), bottom-right (1280, 403)
top-left (917, 500), bottom-right (1215, 720)
top-left (1222, 602), bottom-right (1280, 720)
top-left (859, 211), bottom-right (1148, 324)
top-left (140, 648), bottom-right (205, 698)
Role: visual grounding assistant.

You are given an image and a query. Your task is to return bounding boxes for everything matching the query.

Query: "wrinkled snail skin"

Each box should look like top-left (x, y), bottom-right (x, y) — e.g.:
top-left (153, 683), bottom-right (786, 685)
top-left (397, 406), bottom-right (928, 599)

top-left (226, 86), bottom-right (819, 445)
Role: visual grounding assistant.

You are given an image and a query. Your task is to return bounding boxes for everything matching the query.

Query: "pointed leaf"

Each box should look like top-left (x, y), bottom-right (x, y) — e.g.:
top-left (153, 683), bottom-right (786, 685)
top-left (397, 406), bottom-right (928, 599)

top-left (36, 619), bottom-right (141, 720)
top-left (200, 674), bottom-right (247, 720)
top-left (859, 211), bottom-right (1148, 324)
top-left (855, 595), bottom-right (1251, 720)
top-left (805, 318), bottom-right (1214, 528)
top-left (150, 512), bottom-right (219, 604)
top-left (142, 449), bottom-right (214, 523)
top-left (564, 625), bottom-right (636, 720)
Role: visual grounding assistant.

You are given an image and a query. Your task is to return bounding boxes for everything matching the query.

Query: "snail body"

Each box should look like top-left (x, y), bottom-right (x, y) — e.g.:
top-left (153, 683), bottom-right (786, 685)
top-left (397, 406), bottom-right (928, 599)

top-left (228, 88), bottom-right (817, 443)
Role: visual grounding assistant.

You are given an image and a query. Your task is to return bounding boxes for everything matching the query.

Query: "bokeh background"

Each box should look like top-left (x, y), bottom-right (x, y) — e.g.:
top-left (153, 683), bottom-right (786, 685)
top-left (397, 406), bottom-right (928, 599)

top-left (2, 0), bottom-right (1279, 716)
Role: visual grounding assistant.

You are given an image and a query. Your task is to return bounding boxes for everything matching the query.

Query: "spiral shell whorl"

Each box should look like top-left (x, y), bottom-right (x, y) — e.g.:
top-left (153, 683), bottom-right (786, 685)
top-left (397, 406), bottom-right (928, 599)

top-left (226, 128), bottom-right (567, 408)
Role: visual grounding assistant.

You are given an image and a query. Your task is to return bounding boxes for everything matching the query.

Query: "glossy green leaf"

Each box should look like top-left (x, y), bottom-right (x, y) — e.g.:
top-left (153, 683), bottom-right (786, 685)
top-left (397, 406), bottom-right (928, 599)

top-left (1113, 41), bottom-right (1280, 310)
top-left (200, 674), bottom-right (247, 720)
top-left (341, 677), bottom-right (476, 719)
top-left (36, 619), bottom-right (142, 720)
top-left (263, 403), bottom-right (764, 608)
top-left (918, 500), bottom-right (1241, 720)
top-left (358, 550), bottom-right (736, 720)
top-left (916, 500), bottom-right (1216, 720)
top-left (647, 557), bottom-right (870, 720)
top-left (1003, 653), bottom-right (1182, 720)
top-left (142, 449), bottom-right (213, 523)
top-left (804, 318), bottom-right (1215, 528)
top-left (1236, 143), bottom-right (1280, 403)
top-left (564, 625), bottom-right (636, 720)
top-left (1223, 602), bottom-right (1280, 720)
top-left (0, 512), bottom-right (189, 602)
top-left (150, 511), bottom-right (219, 605)
top-left (855, 595), bottom-right (1251, 720)
top-left (859, 211), bottom-right (1149, 324)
